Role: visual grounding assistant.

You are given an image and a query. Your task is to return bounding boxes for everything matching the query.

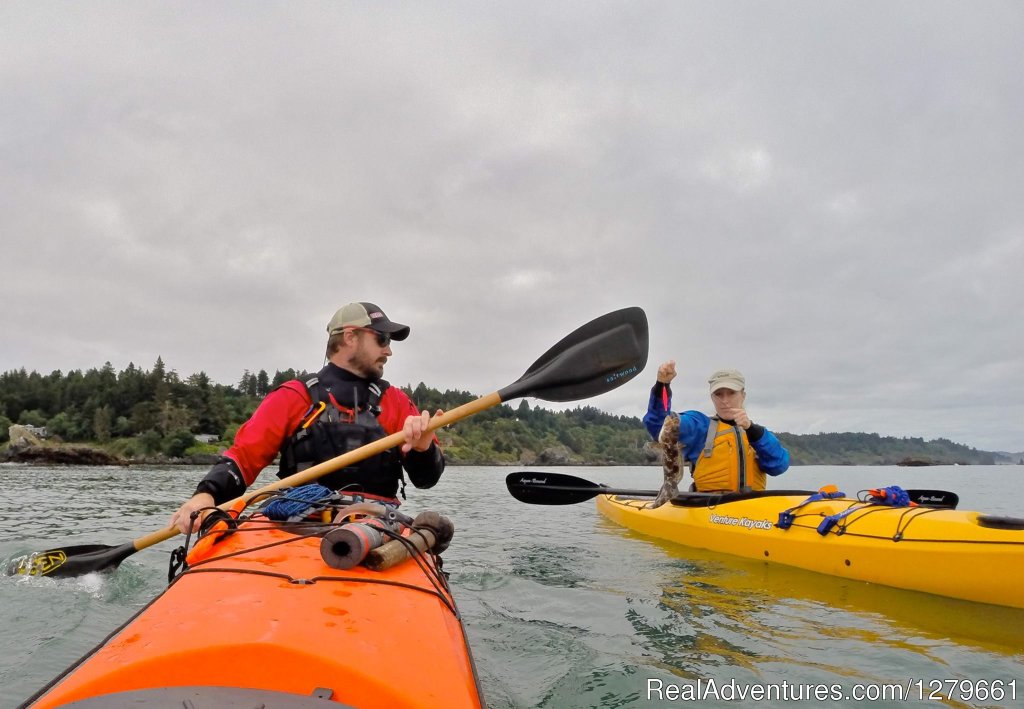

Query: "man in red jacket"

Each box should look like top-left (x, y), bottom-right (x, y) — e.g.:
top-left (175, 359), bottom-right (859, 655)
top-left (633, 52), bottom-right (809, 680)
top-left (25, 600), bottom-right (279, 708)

top-left (170, 302), bottom-right (444, 534)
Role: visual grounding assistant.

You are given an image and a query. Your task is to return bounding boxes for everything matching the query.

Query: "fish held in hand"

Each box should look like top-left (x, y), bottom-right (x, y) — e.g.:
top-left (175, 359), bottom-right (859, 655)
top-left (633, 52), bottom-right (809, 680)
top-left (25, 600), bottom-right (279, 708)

top-left (648, 412), bottom-right (682, 509)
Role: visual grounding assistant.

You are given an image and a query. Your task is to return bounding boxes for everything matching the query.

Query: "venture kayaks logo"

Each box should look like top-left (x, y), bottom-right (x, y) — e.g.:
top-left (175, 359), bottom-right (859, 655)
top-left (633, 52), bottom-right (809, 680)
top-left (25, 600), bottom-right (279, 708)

top-left (709, 513), bottom-right (774, 531)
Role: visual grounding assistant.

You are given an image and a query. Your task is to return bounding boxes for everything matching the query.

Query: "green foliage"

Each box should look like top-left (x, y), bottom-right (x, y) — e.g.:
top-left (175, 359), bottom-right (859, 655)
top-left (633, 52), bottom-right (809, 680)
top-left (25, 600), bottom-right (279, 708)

top-left (777, 431), bottom-right (996, 466)
top-left (185, 441), bottom-right (222, 457)
top-left (163, 429), bottom-right (199, 458)
top-left (18, 408), bottom-right (48, 427)
top-left (0, 360), bottom-right (269, 458)
top-left (0, 360), bottom-right (257, 436)
top-left (47, 411), bottom-right (82, 440)
top-left (108, 436), bottom-right (141, 459)
top-left (93, 405), bottom-right (113, 443)
top-left (0, 363), bottom-right (1006, 465)
top-left (222, 423), bottom-right (242, 443)
top-left (136, 430), bottom-right (164, 455)
top-left (402, 384), bottom-right (652, 465)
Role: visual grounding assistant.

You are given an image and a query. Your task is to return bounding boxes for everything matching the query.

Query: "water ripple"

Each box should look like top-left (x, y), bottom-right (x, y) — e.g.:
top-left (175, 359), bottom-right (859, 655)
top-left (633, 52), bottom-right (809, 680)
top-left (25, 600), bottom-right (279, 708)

top-left (2, 464), bottom-right (1022, 709)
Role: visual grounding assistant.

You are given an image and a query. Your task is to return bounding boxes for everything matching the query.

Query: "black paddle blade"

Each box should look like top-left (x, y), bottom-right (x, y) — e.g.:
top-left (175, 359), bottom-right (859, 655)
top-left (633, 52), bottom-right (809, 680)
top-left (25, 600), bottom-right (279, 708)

top-left (498, 307), bottom-right (648, 402)
top-left (506, 471), bottom-right (658, 505)
top-left (507, 472), bottom-right (964, 511)
top-left (906, 489), bottom-right (959, 509)
top-left (5, 542), bottom-right (137, 578)
top-left (506, 472), bottom-right (604, 505)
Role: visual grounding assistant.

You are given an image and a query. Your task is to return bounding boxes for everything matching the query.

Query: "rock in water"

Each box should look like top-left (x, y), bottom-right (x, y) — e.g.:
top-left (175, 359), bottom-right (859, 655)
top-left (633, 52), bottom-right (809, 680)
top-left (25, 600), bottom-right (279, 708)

top-left (647, 413), bottom-right (682, 509)
top-left (7, 424), bottom-right (44, 449)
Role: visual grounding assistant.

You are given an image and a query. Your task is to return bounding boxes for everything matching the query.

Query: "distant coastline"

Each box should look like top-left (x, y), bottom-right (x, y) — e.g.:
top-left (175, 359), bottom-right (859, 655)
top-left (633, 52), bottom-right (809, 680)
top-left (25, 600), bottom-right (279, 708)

top-left (3, 437), bottom-right (1021, 468)
top-left (2, 363), bottom-right (1021, 468)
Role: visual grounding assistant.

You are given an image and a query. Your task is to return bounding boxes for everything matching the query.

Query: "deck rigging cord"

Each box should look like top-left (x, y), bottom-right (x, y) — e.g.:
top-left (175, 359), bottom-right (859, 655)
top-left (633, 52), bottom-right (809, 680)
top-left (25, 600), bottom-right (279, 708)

top-left (167, 486), bottom-right (457, 615)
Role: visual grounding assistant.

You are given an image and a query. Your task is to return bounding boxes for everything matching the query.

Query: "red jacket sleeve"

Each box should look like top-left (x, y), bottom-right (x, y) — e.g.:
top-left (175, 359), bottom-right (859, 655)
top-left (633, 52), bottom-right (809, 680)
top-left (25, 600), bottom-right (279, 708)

top-left (223, 382), bottom-right (311, 485)
top-left (378, 387), bottom-right (439, 444)
top-left (380, 387), bottom-right (445, 489)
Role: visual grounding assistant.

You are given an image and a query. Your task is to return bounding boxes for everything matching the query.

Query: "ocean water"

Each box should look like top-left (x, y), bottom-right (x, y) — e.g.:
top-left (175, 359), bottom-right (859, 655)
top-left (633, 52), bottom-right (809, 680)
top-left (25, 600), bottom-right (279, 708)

top-left (1, 463), bottom-right (1022, 708)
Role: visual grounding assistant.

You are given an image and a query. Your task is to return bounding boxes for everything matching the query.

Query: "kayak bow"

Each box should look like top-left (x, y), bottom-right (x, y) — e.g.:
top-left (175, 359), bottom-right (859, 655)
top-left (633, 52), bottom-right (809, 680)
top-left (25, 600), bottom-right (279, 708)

top-left (23, 495), bottom-right (483, 708)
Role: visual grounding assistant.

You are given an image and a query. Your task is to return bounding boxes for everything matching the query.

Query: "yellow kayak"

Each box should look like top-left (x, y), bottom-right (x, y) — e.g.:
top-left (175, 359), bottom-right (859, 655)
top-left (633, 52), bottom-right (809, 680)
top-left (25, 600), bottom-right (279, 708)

top-left (596, 490), bottom-right (1024, 608)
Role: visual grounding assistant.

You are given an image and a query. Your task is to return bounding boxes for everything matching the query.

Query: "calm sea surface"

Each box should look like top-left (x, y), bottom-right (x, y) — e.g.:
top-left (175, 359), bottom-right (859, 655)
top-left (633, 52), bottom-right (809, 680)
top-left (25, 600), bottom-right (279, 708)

top-left (1, 463), bottom-right (1022, 708)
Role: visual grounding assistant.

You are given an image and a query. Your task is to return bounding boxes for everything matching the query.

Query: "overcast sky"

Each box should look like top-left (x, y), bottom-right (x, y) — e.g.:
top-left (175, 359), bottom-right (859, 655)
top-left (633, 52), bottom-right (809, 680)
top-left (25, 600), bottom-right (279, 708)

top-left (2, 2), bottom-right (1022, 453)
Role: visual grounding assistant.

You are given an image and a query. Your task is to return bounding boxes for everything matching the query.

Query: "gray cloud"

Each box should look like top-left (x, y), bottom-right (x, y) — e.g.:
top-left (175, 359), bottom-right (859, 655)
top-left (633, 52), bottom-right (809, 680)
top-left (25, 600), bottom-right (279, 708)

top-left (2, 2), bottom-right (1022, 452)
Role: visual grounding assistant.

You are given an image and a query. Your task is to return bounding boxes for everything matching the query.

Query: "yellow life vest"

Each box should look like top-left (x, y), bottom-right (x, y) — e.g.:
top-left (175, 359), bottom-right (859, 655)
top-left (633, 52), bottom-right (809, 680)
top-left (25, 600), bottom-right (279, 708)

top-left (692, 419), bottom-right (767, 492)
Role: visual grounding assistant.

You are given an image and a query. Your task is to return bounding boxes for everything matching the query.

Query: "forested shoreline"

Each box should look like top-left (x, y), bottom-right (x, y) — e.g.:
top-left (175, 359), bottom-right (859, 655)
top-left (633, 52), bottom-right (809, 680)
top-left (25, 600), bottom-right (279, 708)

top-left (1, 362), bottom-right (1018, 466)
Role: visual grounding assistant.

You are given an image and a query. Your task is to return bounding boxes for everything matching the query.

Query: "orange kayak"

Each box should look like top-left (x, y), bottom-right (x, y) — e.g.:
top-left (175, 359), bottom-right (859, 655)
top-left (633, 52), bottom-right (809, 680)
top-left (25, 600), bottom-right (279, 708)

top-left (23, 496), bottom-right (484, 708)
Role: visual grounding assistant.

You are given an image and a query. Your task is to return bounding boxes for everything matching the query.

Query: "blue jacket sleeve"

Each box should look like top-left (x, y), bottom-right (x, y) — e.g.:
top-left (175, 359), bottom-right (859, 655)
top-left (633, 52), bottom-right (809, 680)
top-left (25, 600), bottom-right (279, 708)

top-left (751, 429), bottom-right (790, 476)
top-left (644, 384), bottom-right (710, 465)
top-left (643, 383), bottom-right (670, 439)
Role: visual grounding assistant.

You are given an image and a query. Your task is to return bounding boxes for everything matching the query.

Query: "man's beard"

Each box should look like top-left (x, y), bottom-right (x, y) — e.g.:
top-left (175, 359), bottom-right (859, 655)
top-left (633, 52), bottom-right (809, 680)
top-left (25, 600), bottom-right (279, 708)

top-left (347, 344), bottom-right (385, 379)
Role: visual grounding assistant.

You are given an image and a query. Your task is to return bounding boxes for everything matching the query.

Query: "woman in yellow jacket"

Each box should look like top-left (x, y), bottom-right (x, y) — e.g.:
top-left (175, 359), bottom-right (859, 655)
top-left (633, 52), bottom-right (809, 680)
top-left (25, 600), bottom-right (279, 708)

top-left (643, 361), bottom-right (790, 492)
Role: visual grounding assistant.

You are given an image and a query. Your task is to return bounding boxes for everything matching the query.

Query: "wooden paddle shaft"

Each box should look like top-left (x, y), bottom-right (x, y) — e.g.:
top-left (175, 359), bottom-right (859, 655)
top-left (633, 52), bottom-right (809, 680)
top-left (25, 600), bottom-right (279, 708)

top-left (133, 392), bottom-right (503, 552)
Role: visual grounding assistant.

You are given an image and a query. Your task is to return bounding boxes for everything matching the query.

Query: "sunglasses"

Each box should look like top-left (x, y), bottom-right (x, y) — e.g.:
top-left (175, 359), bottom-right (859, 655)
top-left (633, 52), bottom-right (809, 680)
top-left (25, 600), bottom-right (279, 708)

top-left (348, 328), bottom-right (391, 347)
